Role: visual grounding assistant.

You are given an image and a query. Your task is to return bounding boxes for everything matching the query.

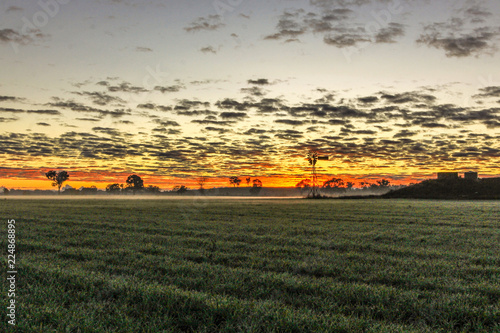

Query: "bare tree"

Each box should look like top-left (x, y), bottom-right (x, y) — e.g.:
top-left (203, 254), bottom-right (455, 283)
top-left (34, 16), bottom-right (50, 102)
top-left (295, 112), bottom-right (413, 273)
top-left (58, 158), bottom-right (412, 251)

top-left (197, 176), bottom-right (209, 193)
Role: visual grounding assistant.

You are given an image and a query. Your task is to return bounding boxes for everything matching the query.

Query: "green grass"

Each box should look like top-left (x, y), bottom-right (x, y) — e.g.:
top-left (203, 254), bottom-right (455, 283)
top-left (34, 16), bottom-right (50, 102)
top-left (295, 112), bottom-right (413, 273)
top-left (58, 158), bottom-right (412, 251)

top-left (1, 198), bottom-right (500, 332)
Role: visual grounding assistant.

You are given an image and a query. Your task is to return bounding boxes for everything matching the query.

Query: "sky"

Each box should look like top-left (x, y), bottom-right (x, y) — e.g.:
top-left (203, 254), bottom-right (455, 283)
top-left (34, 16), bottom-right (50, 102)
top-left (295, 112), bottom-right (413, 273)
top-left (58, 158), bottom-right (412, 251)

top-left (1, 0), bottom-right (500, 190)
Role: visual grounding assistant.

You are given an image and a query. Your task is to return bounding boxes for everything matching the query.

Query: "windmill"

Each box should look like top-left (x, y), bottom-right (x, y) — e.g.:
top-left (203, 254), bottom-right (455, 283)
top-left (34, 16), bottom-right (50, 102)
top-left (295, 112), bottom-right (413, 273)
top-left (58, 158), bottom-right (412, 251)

top-left (306, 150), bottom-right (330, 198)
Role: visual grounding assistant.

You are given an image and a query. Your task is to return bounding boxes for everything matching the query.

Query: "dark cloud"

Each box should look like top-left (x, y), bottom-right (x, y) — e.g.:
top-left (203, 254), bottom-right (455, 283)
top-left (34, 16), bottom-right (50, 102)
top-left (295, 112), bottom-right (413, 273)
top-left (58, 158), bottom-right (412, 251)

top-left (241, 86), bottom-right (266, 97)
top-left (200, 46), bottom-right (217, 54)
top-left (375, 23), bottom-right (405, 43)
top-left (0, 28), bottom-right (47, 45)
top-left (27, 110), bottom-right (61, 115)
top-left (48, 100), bottom-right (130, 118)
top-left (177, 109), bottom-right (217, 116)
top-left (264, 9), bottom-right (307, 40)
top-left (393, 130), bottom-right (418, 138)
top-left (0, 96), bottom-right (21, 102)
top-left (107, 82), bottom-right (148, 94)
top-left (92, 127), bottom-right (124, 136)
top-left (154, 84), bottom-right (184, 93)
top-left (358, 96), bottom-right (379, 104)
top-left (73, 91), bottom-right (125, 106)
top-left (219, 112), bottom-right (247, 119)
top-left (137, 103), bottom-right (157, 110)
top-left (275, 119), bottom-right (308, 126)
top-left (0, 107), bottom-right (25, 113)
top-left (0, 117), bottom-right (17, 123)
top-left (266, 6), bottom-right (404, 47)
top-left (174, 99), bottom-right (210, 111)
top-left (380, 91), bottom-right (436, 104)
top-left (153, 119), bottom-right (181, 127)
top-left (185, 15), bottom-right (225, 32)
top-left (76, 118), bottom-right (101, 122)
top-left (275, 129), bottom-right (303, 140)
top-left (215, 99), bottom-right (250, 111)
top-left (36, 122), bottom-right (51, 126)
top-left (248, 79), bottom-right (270, 85)
top-left (323, 32), bottom-right (370, 47)
top-left (191, 119), bottom-right (235, 126)
top-left (417, 5), bottom-right (500, 57)
top-left (474, 86), bottom-right (500, 98)
top-left (204, 127), bottom-right (229, 134)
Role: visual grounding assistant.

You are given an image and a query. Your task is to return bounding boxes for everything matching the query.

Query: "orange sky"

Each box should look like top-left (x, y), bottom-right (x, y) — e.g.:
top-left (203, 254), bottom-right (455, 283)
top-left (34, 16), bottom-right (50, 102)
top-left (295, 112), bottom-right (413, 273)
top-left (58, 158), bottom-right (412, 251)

top-left (0, 167), bottom-right (447, 190)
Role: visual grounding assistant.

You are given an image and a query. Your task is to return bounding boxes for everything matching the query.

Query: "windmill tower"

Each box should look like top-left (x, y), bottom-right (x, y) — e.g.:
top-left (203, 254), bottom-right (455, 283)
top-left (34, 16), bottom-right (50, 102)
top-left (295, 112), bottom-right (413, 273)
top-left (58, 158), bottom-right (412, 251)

top-left (306, 150), bottom-right (329, 198)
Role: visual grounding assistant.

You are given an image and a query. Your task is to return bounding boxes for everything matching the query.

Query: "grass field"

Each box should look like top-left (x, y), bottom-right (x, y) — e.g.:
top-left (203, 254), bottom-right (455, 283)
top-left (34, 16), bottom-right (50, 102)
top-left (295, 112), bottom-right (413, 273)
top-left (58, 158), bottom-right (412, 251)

top-left (1, 198), bottom-right (500, 332)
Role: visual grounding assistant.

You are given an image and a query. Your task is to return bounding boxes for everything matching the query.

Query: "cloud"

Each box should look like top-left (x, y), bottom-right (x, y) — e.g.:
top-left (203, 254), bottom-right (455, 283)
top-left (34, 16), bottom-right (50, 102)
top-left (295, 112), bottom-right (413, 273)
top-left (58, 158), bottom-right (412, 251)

top-left (474, 86), bottom-right (500, 98)
top-left (358, 96), bottom-right (379, 104)
top-left (380, 91), bottom-right (436, 104)
top-left (266, 6), bottom-right (405, 47)
top-left (153, 119), bottom-right (181, 127)
top-left (219, 112), bottom-right (247, 119)
top-left (215, 99), bottom-right (250, 111)
top-left (264, 9), bottom-right (307, 41)
top-left (107, 82), bottom-right (148, 94)
top-left (27, 110), bottom-right (61, 115)
top-left (191, 119), bottom-right (235, 126)
top-left (136, 46), bottom-right (153, 52)
top-left (184, 15), bottom-right (225, 32)
top-left (323, 32), bottom-right (370, 47)
top-left (154, 84), bottom-right (184, 93)
top-left (275, 119), bottom-right (308, 126)
top-left (200, 46), bottom-right (217, 54)
top-left (375, 23), bottom-right (405, 43)
top-left (417, 4), bottom-right (500, 57)
top-left (0, 117), bottom-right (18, 123)
top-left (241, 86), bottom-right (266, 97)
top-left (0, 96), bottom-right (21, 102)
top-left (73, 91), bottom-right (125, 106)
top-left (0, 107), bottom-right (25, 113)
top-left (0, 28), bottom-right (47, 45)
top-left (48, 99), bottom-right (131, 118)
top-left (36, 122), bottom-right (51, 126)
top-left (248, 79), bottom-right (270, 85)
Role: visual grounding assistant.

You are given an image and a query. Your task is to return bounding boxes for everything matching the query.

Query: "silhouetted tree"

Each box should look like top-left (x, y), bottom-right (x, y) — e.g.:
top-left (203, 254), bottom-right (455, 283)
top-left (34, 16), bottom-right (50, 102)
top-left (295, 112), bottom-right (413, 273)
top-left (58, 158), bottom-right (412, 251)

top-left (3, 188), bottom-right (9, 195)
top-left (377, 179), bottom-right (391, 187)
top-left (229, 176), bottom-right (241, 187)
top-left (346, 182), bottom-right (355, 190)
top-left (126, 174), bottom-right (144, 194)
top-left (197, 176), bottom-right (208, 194)
top-left (295, 179), bottom-right (311, 194)
top-left (249, 179), bottom-right (263, 195)
top-left (45, 170), bottom-right (69, 194)
top-left (106, 183), bottom-right (121, 193)
top-left (245, 177), bottom-right (251, 186)
top-left (323, 178), bottom-right (344, 189)
top-left (146, 185), bottom-right (160, 194)
top-left (173, 185), bottom-right (188, 194)
top-left (360, 181), bottom-right (372, 189)
top-left (81, 185), bottom-right (98, 194)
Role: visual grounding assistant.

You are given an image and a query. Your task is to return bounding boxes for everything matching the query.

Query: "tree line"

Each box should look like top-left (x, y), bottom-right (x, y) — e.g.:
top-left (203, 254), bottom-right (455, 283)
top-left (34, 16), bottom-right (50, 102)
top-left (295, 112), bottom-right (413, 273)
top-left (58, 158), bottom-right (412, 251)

top-left (44, 171), bottom-right (264, 195)
top-left (295, 177), bottom-right (393, 194)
